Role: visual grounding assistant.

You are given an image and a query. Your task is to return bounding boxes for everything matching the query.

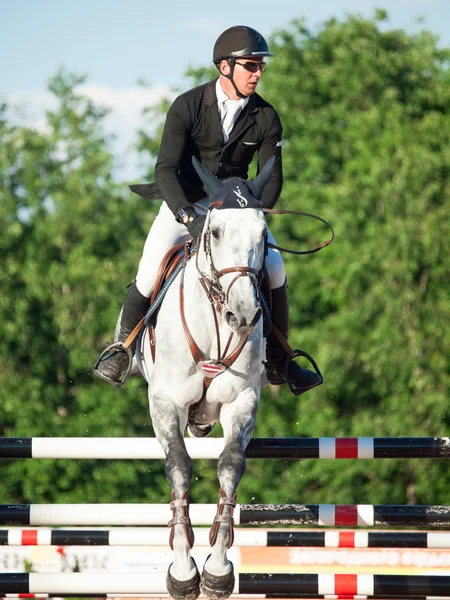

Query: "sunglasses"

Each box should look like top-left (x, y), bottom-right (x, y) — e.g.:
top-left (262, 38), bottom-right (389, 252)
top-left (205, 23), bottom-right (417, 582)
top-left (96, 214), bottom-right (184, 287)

top-left (235, 61), bottom-right (267, 73)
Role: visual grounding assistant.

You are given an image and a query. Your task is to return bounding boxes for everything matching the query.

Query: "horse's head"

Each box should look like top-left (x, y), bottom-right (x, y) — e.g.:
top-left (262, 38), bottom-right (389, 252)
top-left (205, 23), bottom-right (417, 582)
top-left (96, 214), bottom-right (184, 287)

top-left (192, 157), bottom-right (274, 337)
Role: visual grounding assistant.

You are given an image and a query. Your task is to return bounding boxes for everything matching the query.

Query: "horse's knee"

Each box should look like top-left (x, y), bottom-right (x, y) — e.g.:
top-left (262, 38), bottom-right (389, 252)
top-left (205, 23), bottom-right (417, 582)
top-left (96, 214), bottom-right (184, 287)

top-left (166, 444), bottom-right (192, 475)
top-left (217, 441), bottom-right (246, 480)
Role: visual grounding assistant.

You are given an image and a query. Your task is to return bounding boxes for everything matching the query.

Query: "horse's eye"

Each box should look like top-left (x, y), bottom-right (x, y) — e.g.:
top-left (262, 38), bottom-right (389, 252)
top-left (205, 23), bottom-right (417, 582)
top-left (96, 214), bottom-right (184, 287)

top-left (211, 228), bottom-right (220, 240)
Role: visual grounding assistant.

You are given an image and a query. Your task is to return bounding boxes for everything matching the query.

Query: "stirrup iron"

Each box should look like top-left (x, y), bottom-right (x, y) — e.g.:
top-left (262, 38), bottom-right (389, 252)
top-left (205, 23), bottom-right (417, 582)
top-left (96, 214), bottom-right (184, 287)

top-left (285, 348), bottom-right (323, 397)
top-left (92, 342), bottom-right (134, 388)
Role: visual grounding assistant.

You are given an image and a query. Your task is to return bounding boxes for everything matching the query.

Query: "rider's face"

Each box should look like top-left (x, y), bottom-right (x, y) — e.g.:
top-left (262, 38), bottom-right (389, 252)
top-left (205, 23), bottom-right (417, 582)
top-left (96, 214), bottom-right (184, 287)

top-left (233, 58), bottom-right (265, 96)
top-left (220, 57), bottom-right (265, 98)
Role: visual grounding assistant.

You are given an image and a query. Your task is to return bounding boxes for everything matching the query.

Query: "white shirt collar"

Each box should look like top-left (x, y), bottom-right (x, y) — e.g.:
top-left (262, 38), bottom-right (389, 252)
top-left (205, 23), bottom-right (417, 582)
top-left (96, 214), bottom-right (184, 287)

top-left (215, 78), bottom-right (249, 109)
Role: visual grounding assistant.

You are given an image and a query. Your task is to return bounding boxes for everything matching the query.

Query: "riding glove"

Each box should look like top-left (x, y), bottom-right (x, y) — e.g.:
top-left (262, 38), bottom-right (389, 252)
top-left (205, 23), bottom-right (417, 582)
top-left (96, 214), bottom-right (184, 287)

top-left (176, 206), bottom-right (206, 239)
top-left (186, 214), bottom-right (206, 239)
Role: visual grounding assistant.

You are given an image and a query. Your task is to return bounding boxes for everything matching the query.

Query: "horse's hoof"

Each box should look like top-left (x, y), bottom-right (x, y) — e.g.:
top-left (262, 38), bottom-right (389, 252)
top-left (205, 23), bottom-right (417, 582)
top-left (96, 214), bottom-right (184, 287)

top-left (166, 560), bottom-right (200, 600)
top-left (187, 423), bottom-right (214, 438)
top-left (200, 558), bottom-right (235, 600)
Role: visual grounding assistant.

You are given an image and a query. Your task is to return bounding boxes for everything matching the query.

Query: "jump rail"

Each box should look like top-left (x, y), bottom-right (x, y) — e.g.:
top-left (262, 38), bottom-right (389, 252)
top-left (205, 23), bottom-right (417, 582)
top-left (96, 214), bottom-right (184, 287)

top-left (2, 503), bottom-right (450, 527)
top-left (1, 436), bottom-right (449, 459)
top-left (1, 595), bottom-right (449, 600)
top-left (2, 527), bottom-right (450, 548)
top-left (2, 572), bottom-right (450, 596)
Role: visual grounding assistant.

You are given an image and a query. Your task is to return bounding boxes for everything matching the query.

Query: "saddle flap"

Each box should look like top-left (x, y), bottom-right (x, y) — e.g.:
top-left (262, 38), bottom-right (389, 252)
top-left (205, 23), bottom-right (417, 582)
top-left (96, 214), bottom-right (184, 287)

top-left (150, 242), bottom-right (186, 305)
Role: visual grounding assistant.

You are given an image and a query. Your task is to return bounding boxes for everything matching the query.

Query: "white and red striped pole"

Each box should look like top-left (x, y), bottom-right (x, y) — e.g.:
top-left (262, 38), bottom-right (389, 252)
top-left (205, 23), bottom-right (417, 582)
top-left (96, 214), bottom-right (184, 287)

top-left (2, 503), bottom-right (450, 527)
top-left (2, 527), bottom-right (450, 548)
top-left (2, 573), bottom-right (450, 597)
top-left (1, 437), bottom-right (449, 460)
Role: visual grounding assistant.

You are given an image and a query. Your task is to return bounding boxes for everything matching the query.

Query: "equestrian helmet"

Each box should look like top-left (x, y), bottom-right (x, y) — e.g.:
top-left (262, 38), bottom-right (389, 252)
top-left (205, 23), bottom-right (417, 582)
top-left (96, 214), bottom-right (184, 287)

top-left (213, 26), bottom-right (273, 63)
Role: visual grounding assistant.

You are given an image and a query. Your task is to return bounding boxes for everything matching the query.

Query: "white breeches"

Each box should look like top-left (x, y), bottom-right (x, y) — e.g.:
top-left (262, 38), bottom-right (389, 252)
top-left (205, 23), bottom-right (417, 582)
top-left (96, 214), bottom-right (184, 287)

top-left (135, 201), bottom-right (286, 297)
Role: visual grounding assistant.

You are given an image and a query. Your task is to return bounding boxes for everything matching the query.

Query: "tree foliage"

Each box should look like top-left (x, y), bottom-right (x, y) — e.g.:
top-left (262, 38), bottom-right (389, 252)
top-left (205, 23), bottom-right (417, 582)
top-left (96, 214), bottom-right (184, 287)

top-left (1, 14), bottom-right (449, 508)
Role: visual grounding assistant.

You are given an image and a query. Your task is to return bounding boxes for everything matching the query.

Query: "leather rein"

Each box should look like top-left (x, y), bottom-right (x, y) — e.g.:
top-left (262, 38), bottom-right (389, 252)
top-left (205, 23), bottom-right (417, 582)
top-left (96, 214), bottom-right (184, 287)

top-left (263, 207), bottom-right (335, 254)
top-left (179, 232), bottom-right (261, 389)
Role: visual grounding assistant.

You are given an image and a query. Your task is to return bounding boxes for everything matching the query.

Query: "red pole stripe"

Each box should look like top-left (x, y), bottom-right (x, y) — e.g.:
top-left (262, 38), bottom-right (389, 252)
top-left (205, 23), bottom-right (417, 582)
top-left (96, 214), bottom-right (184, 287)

top-left (335, 505), bottom-right (358, 526)
top-left (336, 438), bottom-right (358, 458)
top-left (21, 530), bottom-right (38, 545)
top-left (339, 531), bottom-right (355, 547)
top-left (335, 573), bottom-right (358, 595)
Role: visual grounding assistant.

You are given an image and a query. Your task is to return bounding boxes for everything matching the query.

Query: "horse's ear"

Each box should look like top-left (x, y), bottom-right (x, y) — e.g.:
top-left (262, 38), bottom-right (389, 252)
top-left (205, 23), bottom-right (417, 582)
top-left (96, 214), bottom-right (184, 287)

top-left (248, 156), bottom-right (276, 199)
top-left (192, 156), bottom-right (223, 194)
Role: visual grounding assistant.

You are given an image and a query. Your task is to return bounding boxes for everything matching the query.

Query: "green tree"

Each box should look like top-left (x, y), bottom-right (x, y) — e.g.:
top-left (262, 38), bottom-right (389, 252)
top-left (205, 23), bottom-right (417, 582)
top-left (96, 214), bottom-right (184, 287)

top-left (242, 12), bottom-right (450, 505)
top-left (1, 11), bottom-right (450, 510)
top-left (0, 71), bottom-right (166, 503)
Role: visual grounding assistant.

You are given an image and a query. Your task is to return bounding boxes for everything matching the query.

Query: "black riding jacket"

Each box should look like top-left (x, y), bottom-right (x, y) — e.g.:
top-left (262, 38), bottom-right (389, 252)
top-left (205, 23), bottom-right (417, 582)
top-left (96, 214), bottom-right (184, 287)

top-left (136, 79), bottom-right (283, 216)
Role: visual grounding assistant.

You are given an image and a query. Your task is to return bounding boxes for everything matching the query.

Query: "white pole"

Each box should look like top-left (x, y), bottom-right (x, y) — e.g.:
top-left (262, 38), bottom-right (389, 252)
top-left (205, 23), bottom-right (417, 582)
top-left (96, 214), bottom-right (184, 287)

top-left (28, 504), bottom-right (242, 526)
top-left (0, 527), bottom-right (267, 547)
top-left (32, 438), bottom-right (226, 459)
top-left (109, 527), bottom-right (264, 547)
top-left (28, 573), bottom-right (171, 594)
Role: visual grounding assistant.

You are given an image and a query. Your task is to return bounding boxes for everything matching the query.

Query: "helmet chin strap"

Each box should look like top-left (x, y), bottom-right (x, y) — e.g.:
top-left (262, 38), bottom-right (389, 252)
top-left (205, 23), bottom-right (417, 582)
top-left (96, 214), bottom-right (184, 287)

top-left (223, 58), bottom-right (248, 99)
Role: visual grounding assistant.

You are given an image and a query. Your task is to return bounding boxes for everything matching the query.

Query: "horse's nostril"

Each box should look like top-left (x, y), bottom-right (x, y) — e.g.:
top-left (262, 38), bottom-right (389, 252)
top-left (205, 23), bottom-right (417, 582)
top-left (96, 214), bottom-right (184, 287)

top-left (225, 311), bottom-right (239, 329)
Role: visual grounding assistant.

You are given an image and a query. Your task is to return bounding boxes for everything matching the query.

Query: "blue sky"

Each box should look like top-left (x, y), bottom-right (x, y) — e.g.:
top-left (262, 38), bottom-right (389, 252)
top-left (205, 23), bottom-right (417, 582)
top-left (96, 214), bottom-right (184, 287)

top-left (2, 0), bottom-right (449, 179)
top-left (2, 0), bottom-right (449, 91)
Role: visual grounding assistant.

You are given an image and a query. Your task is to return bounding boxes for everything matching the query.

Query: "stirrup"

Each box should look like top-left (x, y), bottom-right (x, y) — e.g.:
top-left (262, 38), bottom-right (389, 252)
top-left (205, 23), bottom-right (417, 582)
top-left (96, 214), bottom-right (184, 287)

top-left (284, 349), bottom-right (323, 397)
top-left (92, 342), bottom-right (134, 388)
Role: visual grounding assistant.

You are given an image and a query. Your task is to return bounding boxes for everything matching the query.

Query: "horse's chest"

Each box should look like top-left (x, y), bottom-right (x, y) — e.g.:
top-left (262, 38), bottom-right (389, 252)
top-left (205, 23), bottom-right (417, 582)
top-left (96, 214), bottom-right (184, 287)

top-left (205, 370), bottom-right (251, 404)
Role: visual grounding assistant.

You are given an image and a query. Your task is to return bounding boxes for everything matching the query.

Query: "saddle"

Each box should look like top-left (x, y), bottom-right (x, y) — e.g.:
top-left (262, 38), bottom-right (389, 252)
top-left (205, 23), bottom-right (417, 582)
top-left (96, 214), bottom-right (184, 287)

top-left (147, 242), bottom-right (187, 327)
top-left (143, 242), bottom-right (192, 363)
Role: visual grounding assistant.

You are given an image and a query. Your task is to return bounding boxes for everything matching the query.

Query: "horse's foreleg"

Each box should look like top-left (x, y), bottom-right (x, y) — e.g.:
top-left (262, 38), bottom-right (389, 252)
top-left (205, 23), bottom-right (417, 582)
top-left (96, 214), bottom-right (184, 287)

top-left (201, 389), bottom-right (259, 600)
top-left (150, 394), bottom-right (199, 600)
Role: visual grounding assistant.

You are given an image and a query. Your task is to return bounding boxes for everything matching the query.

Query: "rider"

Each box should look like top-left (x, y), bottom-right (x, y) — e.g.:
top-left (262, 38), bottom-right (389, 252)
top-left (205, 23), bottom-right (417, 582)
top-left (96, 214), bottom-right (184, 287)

top-left (95, 25), bottom-right (322, 394)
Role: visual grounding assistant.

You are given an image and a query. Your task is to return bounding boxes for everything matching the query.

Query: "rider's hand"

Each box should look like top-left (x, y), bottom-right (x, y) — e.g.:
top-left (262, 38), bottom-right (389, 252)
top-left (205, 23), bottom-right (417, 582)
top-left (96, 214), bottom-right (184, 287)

top-left (176, 206), bottom-right (206, 239)
top-left (186, 214), bottom-right (206, 239)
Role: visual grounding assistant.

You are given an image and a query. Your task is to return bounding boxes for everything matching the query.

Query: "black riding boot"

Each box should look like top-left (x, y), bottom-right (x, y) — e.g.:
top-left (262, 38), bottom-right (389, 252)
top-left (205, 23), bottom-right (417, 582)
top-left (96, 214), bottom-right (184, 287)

top-left (265, 282), bottom-right (323, 394)
top-left (95, 282), bottom-right (149, 384)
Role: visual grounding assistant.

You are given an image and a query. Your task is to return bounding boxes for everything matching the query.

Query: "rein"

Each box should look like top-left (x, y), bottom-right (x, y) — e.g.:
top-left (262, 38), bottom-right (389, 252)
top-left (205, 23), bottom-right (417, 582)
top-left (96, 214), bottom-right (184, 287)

top-left (180, 240), bottom-right (259, 387)
top-left (263, 208), bottom-right (334, 255)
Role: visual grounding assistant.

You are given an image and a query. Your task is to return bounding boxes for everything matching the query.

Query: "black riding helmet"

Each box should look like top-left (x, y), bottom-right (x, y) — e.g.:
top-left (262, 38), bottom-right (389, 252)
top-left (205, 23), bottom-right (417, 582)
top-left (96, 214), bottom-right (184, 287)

top-left (213, 26), bottom-right (272, 98)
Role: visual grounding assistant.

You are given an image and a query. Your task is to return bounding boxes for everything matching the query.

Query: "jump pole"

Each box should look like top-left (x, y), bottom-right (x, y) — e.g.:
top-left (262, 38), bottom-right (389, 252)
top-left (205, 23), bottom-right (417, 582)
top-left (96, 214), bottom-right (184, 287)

top-left (1, 437), bottom-right (449, 459)
top-left (2, 528), bottom-right (450, 548)
top-left (3, 572), bottom-right (450, 596)
top-left (2, 504), bottom-right (450, 527)
top-left (1, 595), bottom-right (450, 600)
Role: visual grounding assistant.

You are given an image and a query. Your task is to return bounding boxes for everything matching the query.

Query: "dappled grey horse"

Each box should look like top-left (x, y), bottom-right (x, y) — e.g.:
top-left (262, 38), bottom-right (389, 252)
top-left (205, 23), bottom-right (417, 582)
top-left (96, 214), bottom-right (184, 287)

top-left (136, 158), bottom-right (274, 600)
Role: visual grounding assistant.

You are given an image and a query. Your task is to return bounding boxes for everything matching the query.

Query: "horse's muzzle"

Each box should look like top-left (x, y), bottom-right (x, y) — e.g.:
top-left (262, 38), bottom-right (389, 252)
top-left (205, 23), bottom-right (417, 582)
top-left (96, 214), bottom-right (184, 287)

top-left (225, 307), bottom-right (262, 336)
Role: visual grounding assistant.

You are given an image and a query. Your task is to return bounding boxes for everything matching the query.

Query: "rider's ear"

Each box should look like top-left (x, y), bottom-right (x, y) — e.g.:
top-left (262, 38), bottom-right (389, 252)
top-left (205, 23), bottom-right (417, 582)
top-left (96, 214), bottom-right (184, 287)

top-left (248, 155), bottom-right (275, 199)
top-left (192, 156), bottom-right (223, 194)
top-left (219, 60), bottom-right (230, 76)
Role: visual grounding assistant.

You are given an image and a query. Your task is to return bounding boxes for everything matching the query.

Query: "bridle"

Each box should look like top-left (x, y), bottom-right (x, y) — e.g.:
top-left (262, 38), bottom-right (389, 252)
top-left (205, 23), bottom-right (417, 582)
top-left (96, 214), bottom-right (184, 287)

top-left (180, 203), bottom-right (265, 384)
top-left (196, 201), bottom-right (262, 315)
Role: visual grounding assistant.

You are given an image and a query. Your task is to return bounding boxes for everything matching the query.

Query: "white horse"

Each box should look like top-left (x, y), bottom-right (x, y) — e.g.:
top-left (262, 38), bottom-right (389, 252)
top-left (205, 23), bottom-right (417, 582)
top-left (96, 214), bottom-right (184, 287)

top-left (136, 158), bottom-right (274, 600)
